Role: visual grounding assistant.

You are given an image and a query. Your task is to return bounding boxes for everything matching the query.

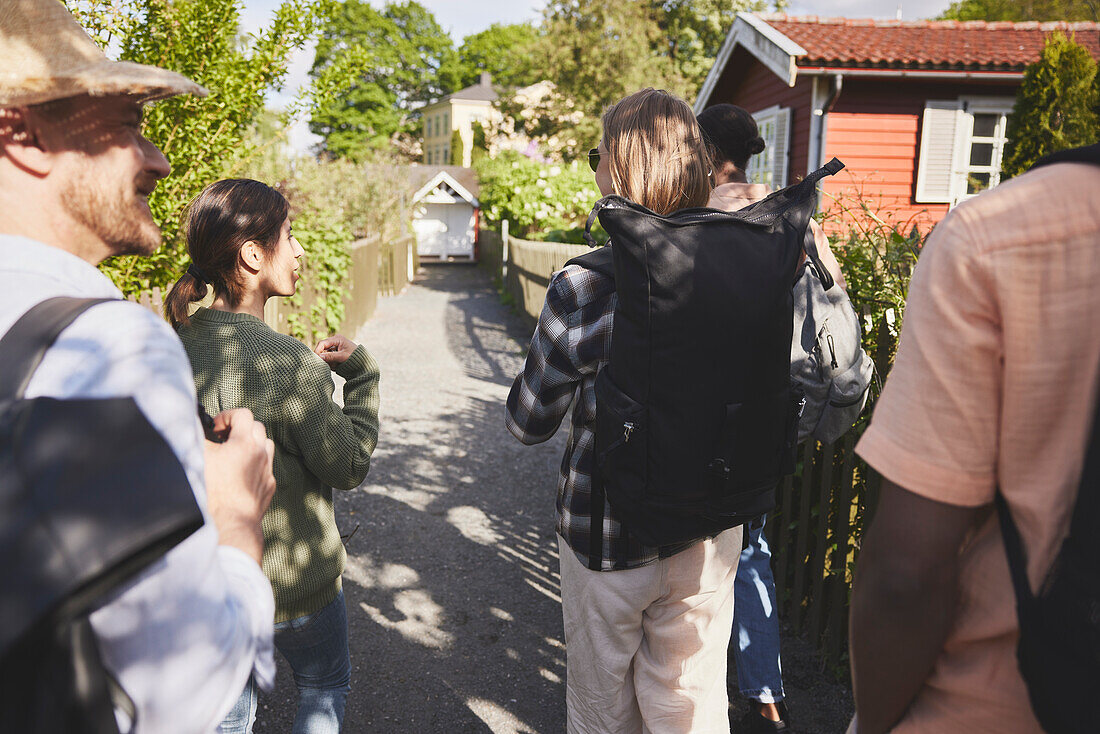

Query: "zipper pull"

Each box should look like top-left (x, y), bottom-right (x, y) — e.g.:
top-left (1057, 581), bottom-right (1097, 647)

top-left (826, 332), bottom-right (838, 369)
top-left (623, 421), bottom-right (635, 443)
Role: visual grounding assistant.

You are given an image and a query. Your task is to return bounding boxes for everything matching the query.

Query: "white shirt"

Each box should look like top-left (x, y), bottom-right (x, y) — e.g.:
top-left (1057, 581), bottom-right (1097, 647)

top-left (0, 235), bottom-right (275, 733)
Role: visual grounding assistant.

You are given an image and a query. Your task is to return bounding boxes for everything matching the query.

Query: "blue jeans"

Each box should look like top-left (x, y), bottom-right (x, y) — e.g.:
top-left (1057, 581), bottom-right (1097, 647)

top-left (220, 589), bottom-right (351, 734)
top-left (732, 516), bottom-right (785, 703)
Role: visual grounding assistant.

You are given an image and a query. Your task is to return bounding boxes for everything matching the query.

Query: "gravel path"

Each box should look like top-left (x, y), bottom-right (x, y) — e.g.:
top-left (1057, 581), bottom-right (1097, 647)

top-left (254, 263), bottom-right (853, 733)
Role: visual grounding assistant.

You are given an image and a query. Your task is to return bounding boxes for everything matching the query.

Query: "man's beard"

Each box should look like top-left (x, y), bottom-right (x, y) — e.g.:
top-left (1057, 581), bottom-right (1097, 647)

top-left (60, 160), bottom-right (162, 257)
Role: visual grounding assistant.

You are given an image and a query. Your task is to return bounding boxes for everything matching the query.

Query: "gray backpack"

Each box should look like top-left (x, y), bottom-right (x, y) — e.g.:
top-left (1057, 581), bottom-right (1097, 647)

top-left (791, 232), bottom-right (873, 443)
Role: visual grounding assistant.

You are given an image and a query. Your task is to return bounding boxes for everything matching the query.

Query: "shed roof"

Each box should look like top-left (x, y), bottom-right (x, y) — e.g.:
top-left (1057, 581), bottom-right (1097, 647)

top-left (407, 165), bottom-right (479, 198)
top-left (761, 14), bottom-right (1100, 72)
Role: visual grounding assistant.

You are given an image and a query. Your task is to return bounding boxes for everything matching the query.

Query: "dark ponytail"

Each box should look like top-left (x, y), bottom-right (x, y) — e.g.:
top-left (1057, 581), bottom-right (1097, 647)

top-left (696, 104), bottom-right (765, 174)
top-left (164, 179), bottom-right (289, 329)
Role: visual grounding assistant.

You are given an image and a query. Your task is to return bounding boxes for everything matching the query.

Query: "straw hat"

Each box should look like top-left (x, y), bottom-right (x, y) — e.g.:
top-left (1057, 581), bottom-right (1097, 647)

top-left (0, 0), bottom-right (207, 107)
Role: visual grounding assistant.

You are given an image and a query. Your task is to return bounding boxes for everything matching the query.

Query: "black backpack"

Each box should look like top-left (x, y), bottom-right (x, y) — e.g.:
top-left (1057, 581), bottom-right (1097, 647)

top-left (0, 297), bottom-right (204, 733)
top-left (567, 159), bottom-right (844, 556)
top-left (995, 141), bottom-right (1100, 734)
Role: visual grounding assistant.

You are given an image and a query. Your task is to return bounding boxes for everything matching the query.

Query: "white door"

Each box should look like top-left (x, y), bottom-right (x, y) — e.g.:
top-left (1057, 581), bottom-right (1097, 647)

top-left (412, 204), bottom-right (449, 257)
top-left (444, 204), bottom-right (475, 259)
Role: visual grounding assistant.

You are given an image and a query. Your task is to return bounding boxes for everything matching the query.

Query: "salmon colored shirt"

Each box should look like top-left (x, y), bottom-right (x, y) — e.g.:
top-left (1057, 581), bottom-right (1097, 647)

top-left (856, 161), bottom-right (1100, 733)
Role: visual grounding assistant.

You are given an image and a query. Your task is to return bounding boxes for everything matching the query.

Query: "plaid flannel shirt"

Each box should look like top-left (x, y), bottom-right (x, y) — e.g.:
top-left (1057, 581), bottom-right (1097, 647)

top-left (506, 262), bottom-right (689, 571)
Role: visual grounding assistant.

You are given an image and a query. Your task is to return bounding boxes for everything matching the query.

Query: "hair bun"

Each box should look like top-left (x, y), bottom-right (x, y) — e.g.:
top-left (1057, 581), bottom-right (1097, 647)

top-left (749, 136), bottom-right (766, 155)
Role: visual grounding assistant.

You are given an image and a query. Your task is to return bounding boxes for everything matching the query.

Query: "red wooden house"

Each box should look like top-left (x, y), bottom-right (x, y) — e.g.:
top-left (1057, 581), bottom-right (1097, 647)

top-left (694, 13), bottom-right (1100, 230)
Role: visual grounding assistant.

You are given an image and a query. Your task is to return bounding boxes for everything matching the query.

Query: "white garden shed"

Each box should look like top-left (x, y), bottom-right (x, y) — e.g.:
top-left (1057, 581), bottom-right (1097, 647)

top-left (410, 167), bottom-right (480, 263)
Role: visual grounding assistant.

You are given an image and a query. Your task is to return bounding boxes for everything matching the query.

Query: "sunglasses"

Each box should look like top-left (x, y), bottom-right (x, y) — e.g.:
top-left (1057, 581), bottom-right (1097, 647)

top-left (588, 147), bottom-right (601, 172)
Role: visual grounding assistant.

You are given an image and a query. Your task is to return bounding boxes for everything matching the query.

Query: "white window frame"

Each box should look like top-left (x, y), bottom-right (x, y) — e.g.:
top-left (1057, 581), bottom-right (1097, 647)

top-left (915, 96), bottom-right (1014, 205)
top-left (745, 105), bottom-right (791, 189)
top-left (954, 97), bottom-right (1014, 203)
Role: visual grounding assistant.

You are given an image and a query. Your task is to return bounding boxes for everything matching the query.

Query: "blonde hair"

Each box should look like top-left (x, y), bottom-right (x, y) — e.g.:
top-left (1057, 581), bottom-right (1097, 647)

top-left (601, 88), bottom-right (713, 215)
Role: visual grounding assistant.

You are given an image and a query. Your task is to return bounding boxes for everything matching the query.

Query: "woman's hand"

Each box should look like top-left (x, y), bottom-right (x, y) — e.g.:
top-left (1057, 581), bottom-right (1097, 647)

top-left (315, 334), bottom-right (358, 367)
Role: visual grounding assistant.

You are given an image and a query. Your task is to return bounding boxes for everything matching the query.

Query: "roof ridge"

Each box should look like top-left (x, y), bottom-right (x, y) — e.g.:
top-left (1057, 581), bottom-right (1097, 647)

top-left (755, 12), bottom-right (1100, 30)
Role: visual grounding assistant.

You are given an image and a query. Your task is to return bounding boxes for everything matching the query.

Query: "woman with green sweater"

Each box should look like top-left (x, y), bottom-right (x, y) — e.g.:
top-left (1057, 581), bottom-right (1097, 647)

top-left (164, 179), bottom-right (380, 734)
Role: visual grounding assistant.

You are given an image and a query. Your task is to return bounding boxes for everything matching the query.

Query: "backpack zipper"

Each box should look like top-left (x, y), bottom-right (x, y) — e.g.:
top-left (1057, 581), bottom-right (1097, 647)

top-left (828, 388), bottom-right (869, 408)
top-left (623, 421), bottom-right (635, 442)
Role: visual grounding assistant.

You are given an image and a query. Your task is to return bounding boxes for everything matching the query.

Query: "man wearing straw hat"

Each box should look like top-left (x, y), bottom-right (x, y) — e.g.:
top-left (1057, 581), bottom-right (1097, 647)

top-left (0, 0), bottom-right (278, 731)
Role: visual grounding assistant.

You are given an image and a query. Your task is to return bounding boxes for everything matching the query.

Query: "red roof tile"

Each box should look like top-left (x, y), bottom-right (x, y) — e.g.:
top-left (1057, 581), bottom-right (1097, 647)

top-left (758, 14), bottom-right (1100, 72)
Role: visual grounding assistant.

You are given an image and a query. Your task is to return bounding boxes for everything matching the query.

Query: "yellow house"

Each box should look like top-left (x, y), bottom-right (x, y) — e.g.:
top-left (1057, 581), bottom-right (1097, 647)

top-left (420, 72), bottom-right (500, 168)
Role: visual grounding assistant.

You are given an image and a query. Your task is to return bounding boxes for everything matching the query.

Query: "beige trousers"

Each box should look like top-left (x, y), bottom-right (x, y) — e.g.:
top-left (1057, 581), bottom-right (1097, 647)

top-left (557, 527), bottom-right (743, 734)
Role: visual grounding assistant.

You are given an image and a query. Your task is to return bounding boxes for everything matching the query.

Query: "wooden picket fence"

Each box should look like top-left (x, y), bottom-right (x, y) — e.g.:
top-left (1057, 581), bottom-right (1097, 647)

top-left (480, 221), bottom-right (588, 324)
top-left (132, 287), bottom-right (166, 315)
top-left (770, 431), bottom-right (882, 669)
top-left (378, 234), bottom-right (415, 298)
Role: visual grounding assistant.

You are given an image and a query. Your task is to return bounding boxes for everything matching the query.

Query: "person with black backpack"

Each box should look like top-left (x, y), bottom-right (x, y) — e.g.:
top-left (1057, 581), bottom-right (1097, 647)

top-left (0, 1), bottom-right (278, 730)
top-left (507, 89), bottom-right (741, 733)
top-left (848, 142), bottom-right (1100, 734)
top-left (507, 88), bottom-right (843, 733)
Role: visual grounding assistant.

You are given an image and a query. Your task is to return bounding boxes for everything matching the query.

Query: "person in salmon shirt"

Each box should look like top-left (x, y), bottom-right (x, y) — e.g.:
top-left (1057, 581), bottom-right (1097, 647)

top-left (848, 145), bottom-right (1100, 734)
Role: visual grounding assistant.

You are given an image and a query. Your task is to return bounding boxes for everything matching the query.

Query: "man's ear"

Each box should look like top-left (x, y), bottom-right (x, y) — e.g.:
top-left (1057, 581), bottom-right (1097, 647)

top-left (239, 241), bottom-right (265, 272)
top-left (0, 108), bottom-right (54, 176)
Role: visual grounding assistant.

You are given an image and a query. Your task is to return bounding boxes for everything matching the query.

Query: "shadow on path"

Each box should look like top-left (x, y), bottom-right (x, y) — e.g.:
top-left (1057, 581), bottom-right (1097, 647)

top-left (256, 264), bottom-right (567, 734)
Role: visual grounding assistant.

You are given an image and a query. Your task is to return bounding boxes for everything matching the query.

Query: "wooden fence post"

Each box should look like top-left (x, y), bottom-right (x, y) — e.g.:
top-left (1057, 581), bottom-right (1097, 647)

top-left (791, 440), bottom-right (816, 631)
top-left (501, 220), bottom-right (509, 281)
top-left (808, 441), bottom-right (836, 645)
top-left (825, 433), bottom-right (859, 665)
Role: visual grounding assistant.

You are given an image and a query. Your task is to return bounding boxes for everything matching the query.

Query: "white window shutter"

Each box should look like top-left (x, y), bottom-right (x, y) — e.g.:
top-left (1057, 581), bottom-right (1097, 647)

top-left (772, 107), bottom-right (791, 189)
top-left (915, 100), bottom-right (964, 203)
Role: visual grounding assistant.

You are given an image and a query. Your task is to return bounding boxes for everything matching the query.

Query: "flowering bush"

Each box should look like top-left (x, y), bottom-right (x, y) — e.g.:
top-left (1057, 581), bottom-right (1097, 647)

top-left (474, 150), bottom-right (602, 239)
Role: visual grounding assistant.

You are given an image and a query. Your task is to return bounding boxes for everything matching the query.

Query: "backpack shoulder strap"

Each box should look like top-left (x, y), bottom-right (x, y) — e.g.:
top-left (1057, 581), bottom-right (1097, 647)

top-left (801, 225), bottom-right (835, 291)
top-left (1068, 379), bottom-right (1100, 553)
top-left (995, 489), bottom-right (1035, 603)
top-left (1031, 142), bottom-right (1100, 170)
top-left (0, 297), bottom-right (116, 402)
top-left (997, 373), bottom-right (1100, 603)
top-left (564, 245), bottom-right (615, 279)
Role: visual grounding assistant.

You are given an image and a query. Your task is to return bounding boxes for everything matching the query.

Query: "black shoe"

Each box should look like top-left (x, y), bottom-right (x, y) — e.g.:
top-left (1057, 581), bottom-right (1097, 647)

top-left (737, 701), bottom-right (790, 733)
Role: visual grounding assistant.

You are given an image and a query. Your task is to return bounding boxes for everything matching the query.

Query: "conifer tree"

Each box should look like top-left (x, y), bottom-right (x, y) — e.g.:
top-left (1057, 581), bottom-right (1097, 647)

top-left (450, 129), bottom-right (464, 166)
top-left (1002, 32), bottom-right (1099, 177)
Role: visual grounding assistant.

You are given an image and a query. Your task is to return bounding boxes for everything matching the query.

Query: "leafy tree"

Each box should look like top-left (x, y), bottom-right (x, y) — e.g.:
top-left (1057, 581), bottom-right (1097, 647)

top-left (521, 0), bottom-right (680, 159)
top-left (452, 23), bottom-right (542, 89)
top-left (310, 0), bottom-right (458, 160)
top-left (514, 0), bottom-right (782, 160)
top-left (65, 0), bottom-right (339, 295)
top-left (1002, 32), bottom-right (1099, 177)
top-left (938, 0), bottom-right (1099, 21)
top-left (652, 0), bottom-right (775, 90)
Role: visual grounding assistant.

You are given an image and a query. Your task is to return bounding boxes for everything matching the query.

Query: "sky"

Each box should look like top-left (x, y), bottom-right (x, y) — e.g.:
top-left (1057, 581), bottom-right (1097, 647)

top-left (240, 0), bottom-right (956, 151)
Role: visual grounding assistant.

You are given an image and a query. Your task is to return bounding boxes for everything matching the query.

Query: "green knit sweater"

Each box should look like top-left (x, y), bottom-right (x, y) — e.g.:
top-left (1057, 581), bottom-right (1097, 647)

top-left (179, 307), bottom-right (380, 623)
